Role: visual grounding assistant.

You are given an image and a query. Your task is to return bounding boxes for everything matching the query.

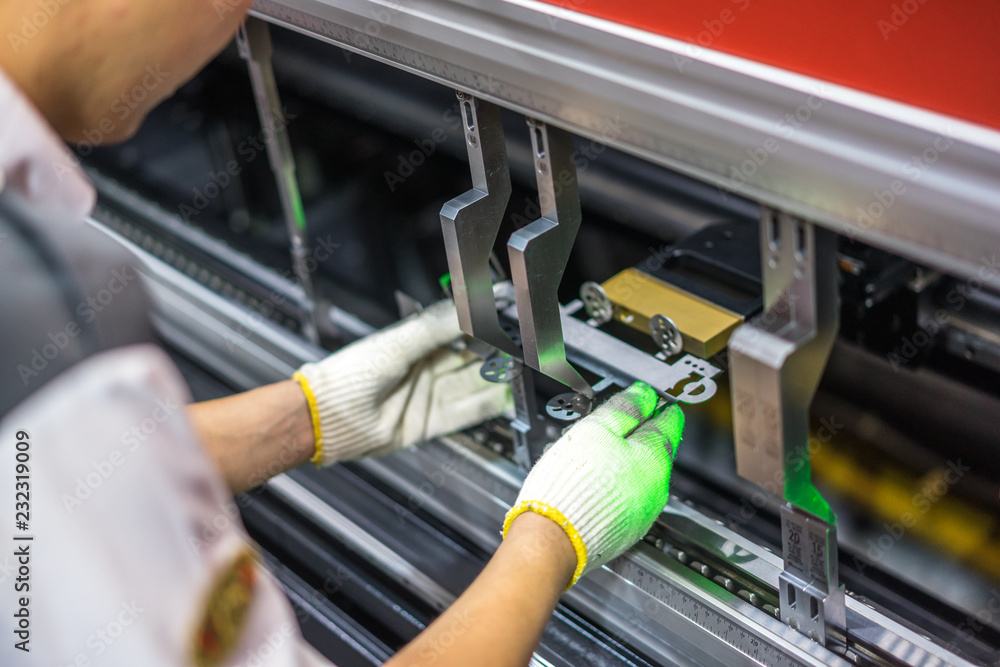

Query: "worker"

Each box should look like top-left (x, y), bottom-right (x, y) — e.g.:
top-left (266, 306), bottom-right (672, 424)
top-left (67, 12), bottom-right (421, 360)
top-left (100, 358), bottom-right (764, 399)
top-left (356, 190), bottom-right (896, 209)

top-left (0, 1), bottom-right (684, 666)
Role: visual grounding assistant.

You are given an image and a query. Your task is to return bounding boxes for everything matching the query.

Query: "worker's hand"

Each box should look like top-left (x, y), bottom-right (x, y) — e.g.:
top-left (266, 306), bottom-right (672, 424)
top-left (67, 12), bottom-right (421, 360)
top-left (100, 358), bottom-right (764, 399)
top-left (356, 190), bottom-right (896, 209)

top-left (293, 300), bottom-right (512, 466)
top-left (503, 382), bottom-right (683, 588)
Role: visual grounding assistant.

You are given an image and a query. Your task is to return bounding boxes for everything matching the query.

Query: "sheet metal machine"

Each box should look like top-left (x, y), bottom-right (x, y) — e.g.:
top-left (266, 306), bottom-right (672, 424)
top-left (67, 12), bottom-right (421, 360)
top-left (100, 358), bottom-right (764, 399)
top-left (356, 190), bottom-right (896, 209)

top-left (84, 2), bottom-right (1000, 665)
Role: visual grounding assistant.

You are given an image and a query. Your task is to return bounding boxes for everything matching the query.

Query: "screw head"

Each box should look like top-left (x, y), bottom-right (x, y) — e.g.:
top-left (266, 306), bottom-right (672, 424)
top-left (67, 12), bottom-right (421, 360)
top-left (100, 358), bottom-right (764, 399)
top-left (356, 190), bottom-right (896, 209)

top-left (649, 314), bottom-right (683, 356)
top-left (546, 392), bottom-right (593, 421)
top-left (580, 281), bottom-right (614, 324)
top-left (479, 356), bottom-right (522, 383)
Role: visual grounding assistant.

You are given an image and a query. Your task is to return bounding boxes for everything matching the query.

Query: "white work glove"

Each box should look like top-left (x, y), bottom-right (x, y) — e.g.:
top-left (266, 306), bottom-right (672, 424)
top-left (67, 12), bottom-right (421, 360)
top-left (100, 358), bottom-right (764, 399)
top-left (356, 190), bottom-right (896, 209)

top-left (503, 382), bottom-right (684, 588)
top-left (294, 300), bottom-right (513, 466)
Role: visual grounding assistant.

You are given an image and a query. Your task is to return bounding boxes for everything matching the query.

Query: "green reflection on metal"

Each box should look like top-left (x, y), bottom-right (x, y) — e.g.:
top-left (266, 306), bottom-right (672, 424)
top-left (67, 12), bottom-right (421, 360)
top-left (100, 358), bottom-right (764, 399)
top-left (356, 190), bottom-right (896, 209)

top-left (292, 192), bottom-right (307, 231)
top-left (785, 451), bottom-right (834, 524)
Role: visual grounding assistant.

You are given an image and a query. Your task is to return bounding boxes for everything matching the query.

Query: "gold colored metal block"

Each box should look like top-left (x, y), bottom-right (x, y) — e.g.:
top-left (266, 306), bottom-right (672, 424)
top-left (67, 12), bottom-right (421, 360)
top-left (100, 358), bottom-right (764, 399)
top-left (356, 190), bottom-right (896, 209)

top-left (600, 268), bottom-right (743, 358)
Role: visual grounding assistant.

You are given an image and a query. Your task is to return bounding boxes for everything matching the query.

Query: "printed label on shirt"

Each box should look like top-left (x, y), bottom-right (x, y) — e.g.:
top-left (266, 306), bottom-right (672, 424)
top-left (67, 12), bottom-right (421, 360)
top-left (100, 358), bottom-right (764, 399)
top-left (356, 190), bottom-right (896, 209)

top-left (192, 548), bottom-right (257, 667)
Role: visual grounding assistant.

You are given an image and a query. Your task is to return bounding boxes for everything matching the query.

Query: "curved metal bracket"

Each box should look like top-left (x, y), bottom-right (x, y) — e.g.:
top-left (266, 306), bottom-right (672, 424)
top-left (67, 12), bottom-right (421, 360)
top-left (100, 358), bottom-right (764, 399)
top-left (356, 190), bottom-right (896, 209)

top-left (440, 93), bottom-right (520, 358)
top-left (729, 208), bottom-right (839, 521)
top-left (508, 121), bottom-right (594, 398)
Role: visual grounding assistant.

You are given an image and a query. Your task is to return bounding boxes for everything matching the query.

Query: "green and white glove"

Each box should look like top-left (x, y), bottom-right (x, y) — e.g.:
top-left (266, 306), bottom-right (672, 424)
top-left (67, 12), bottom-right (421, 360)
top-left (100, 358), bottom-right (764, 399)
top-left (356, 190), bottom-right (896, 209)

top-left (503, 382), bottom-right (684, 588)
top-left (294, 300), bottom-right (513, 466)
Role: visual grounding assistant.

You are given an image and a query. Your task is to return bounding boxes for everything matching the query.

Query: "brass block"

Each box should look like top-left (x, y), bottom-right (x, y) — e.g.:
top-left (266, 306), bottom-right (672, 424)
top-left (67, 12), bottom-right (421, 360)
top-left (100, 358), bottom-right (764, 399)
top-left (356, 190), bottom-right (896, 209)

top-left (600, 268), bottom-right (743, 357)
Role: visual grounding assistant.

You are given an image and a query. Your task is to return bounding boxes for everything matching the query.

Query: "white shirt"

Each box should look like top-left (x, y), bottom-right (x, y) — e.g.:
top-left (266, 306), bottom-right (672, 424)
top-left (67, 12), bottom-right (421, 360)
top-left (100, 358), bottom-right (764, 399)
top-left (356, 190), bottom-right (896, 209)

top-left (0, 67), bottom-right (95, 217)
top-left (0, 69), bottom-right (332, 667)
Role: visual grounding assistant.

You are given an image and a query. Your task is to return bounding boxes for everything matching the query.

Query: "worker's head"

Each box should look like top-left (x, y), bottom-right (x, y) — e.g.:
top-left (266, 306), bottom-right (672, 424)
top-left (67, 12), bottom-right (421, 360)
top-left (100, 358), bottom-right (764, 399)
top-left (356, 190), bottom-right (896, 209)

top-left (0, 0), bottom-right (253, 143)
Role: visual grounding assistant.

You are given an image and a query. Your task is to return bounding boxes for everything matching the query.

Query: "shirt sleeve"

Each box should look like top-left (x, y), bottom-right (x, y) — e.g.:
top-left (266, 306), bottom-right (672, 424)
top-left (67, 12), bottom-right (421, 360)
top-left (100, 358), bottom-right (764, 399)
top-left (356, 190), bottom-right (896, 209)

top-left (0, 65), bottom-right (96, 218)
top-left (0, 344), bottom-right (337, 667)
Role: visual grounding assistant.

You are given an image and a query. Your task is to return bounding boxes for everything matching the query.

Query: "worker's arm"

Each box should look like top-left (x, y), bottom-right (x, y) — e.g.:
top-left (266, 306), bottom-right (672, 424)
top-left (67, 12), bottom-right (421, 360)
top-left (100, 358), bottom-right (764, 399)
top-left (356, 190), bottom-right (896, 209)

top-left (188, 300), bottom-right (511, 494)
top-left (187, 380), bottom-right (315, 494)
top-left (386, 511), bottom-right (576, 667)
top-left (387, 381), bottom-right (684, 666)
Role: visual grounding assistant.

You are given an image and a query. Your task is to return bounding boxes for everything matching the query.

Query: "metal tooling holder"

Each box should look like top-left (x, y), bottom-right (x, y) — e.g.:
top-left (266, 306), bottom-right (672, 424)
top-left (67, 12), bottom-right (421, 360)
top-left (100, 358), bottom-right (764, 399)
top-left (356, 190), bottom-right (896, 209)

top-left (237, 17), bottom-right (320, 344)
top-left (779, 503), bottom-right (845, 646)
top-left (728, 207), bottom-right (845, 646)
top-left (508, 120), bottom-right (595, 401)
top-left (439, 94), bottom-right (548, 467)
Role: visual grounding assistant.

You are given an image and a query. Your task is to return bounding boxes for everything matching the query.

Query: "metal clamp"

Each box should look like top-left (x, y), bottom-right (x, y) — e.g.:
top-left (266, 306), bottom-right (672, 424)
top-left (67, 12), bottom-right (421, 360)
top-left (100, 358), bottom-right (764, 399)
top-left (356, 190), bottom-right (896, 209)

top-left (728, 208), bottom-right (838, 520)
top-left (440, 93), bottom-right (520, 358)
top-left (439, 99), bottom-right (550, 466)
top-left (508, 121), bottom-right (594, 398)
top-left (237, 18), bottom-right (320, 344)
top-left (728, 207), bottom-right (841, 646)
top-left (779, 504), bottom-right (846, 646)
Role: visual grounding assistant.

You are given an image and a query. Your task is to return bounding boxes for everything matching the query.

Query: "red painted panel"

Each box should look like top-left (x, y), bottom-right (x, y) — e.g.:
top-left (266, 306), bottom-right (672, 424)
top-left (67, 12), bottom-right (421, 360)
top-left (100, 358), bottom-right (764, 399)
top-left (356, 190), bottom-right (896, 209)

top-left (546, 0), bottom-right (1000, 131)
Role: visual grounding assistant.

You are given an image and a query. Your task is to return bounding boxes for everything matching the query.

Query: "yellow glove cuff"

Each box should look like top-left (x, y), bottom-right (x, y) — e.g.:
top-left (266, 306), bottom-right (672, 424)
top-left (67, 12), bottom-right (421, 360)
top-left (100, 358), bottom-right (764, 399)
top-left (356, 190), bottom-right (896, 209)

top-left (503, 500), bottom-right (589, 589)
top-left (292, 371), bottom-right (324, 466)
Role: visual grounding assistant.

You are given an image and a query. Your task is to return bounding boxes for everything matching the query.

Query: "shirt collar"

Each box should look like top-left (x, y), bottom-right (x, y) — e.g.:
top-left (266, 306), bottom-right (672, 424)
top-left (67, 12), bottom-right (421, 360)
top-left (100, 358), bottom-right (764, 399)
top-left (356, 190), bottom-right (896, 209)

top-left (0, 67), bottom-right (96, 218)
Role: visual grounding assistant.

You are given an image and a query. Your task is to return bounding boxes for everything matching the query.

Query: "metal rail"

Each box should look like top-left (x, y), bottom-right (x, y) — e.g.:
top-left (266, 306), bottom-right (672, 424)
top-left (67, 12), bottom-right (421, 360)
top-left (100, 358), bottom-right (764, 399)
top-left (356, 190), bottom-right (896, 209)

top-left (249, 0), bottom-right (1000, 289)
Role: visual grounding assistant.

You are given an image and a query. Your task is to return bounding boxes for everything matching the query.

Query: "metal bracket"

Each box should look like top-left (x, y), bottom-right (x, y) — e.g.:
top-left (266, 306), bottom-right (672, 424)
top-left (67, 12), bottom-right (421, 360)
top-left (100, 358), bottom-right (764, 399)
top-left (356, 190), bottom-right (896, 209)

top-left (508, 121), bottom-right (594, 398)
top-left (501, 294), bottom-right (722, 405)
top-left (728, 207), bottom-right (841, 646)
top-left (440, 93), bottom-right (520, 358)
top-left (237, 18), bottom-right (320, 343)
top-left (779, 504), bottom-right (846, 647)
top-left (439, 97), bottom-right (548, 466)
top-left (728, 208), bottom-right (839, 521)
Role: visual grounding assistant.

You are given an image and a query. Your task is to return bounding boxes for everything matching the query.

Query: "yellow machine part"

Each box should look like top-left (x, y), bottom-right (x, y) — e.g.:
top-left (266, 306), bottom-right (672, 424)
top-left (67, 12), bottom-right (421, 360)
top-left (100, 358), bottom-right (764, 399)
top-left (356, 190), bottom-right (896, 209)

top-left (812, 443), bottom-right (1000, 583)
top-left (600, 268), bottom-right (744, 357)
